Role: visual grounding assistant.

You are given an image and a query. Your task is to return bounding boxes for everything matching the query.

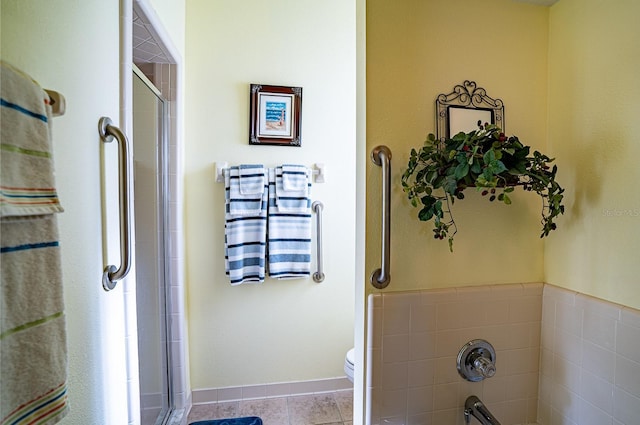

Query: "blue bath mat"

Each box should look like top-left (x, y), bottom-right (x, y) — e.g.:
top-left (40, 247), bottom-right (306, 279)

top-left (190, 417), bottom-right (262, 425)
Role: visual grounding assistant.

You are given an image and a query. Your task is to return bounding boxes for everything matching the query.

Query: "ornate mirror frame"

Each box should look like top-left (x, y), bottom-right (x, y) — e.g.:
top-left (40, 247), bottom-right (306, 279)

top-left (436, 80), bottom-right (504, 141)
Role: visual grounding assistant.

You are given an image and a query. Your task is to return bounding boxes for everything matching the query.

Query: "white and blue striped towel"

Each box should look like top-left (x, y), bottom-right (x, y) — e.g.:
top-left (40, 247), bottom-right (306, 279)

top-left (275, 164), bottom-right (310, 212)
top-left (267, 166), bottom-right (312, 279)
top-left (224, 165), bottom-right (268, 285)
top-left (228, 164), bottom-right (267, 216)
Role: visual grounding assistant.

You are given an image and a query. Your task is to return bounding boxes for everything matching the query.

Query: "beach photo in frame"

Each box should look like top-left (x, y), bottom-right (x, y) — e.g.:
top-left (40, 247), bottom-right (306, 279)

top-left (249, 84), bottom-right (302, 146)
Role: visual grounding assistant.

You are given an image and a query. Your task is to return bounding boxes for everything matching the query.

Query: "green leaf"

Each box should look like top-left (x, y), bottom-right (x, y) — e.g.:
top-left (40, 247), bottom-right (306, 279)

top-left (452, 132), bottom-right (467, 142)
top-left (489, 160), bottom-right (507, 175)
top-left (443, 177), bottom-right (458, 195)
top-left (503, 194), bottom-right (512, 205)
top-left (418, 207), bottom-right (434, 221)
top-left (482, 167), bottom-right (494, 181)
top-left (483, 149), bottom-right (496, 165)
top-left (420, 195), bottom-right (436, 208)
top-left (454, 162), bottom-right (470, 179)
top-left (434, 200), bottom-right (443, 216)
top-left (514, 146), bottom-right (530, 159)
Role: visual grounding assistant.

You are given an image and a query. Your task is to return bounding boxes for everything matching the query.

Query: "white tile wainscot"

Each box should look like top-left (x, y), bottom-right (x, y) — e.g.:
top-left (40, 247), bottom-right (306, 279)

top-left (368, 283), bottom-right (543, 425)
top-left (366, 282), bottom-right (640, 425)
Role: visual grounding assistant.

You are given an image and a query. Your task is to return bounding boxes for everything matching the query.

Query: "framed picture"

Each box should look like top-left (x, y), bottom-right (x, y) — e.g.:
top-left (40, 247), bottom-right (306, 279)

top-left (249, 84), bottom-right (302, 146)
top-left (447, 106), bottom-right (494, 137)
top-left (435, 80), bottom-right (504, 141)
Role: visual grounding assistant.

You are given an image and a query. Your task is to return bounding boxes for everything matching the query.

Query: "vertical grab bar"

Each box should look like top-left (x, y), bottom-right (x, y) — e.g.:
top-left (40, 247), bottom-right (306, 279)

top-left (312, 201), bottom-right (325, 282)
top-left (370, 145), bottom-right (391, 289)
top-left (99, 117), bottom-right (132, 291)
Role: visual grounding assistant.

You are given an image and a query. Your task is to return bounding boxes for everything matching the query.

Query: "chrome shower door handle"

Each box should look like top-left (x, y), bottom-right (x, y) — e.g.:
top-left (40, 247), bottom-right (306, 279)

top-left (370, 145), bottom-right (391, 289)
top-left (99, 117), bottom-right (132, 291)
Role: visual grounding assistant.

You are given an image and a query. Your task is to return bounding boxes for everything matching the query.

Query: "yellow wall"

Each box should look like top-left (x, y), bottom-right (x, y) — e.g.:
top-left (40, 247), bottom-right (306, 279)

top-left (545, 0), bottom-right (640, 309)
top-left (148, 0), bottom-right (186, 55)
top-left (366, 0), bottom-right (549, 292)
top-left (185, 0), bottom-right (357, 389)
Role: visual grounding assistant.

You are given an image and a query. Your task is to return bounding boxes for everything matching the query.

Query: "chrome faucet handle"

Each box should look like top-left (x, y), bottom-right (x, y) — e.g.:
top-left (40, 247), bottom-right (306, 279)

top-left (473, 354), bottom-right (496, 378)
top-left (457, 339), bottom-right (497, 382)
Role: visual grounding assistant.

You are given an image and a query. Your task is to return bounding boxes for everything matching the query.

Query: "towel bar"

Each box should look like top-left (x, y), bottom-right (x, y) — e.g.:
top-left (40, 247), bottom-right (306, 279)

top-left (215, 162), bottom-right (325, 183)
top-left (312, 201), bottom-right (325, 283)
top-left (44, 89), bottom-right (65, 117)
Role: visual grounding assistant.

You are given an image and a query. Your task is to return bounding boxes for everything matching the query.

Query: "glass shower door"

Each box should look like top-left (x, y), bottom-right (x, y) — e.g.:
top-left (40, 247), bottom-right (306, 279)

top-left (132, 68), bottom-right (172, 425)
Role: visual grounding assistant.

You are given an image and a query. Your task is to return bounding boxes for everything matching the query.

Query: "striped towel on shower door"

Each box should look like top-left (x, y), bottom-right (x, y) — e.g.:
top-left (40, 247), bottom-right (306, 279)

top-left (224, 165), bottom-right (268, 285)
top-left (267, 165), bottom-right (312, 279)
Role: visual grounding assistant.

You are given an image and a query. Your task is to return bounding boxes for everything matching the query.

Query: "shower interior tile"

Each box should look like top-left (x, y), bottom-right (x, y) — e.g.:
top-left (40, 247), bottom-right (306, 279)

top-left (615, 320), bottom-right (640, 363)
top-left (621, 306), bottom-right (640, 327)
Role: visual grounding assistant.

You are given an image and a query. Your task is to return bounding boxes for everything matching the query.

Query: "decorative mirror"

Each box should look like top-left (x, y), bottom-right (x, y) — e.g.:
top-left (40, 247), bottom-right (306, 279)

top-left (436, 80), bottom-right (504, 141)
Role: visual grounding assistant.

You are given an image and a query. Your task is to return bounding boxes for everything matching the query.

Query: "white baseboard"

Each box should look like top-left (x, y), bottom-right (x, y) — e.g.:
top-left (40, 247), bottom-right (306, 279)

top-left (192, 377), bottom-right (353, 404)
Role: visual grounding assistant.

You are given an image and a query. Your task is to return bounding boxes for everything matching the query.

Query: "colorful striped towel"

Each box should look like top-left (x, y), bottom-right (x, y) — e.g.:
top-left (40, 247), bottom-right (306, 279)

top-left (1, 218), bottom-right (68, 425)
top-left (267, 166), bottom-right (312, 279)
top-left (0, 62), bottom-right (63, 218)
top-left (224, 165), bottom-right (268, 285)
top-left (1, 62), bottom-right (68, 425)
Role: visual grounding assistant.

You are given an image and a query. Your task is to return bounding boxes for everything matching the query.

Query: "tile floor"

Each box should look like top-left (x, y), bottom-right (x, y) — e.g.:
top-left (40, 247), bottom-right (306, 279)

top-left (187, 390), bottom-right (354, 425)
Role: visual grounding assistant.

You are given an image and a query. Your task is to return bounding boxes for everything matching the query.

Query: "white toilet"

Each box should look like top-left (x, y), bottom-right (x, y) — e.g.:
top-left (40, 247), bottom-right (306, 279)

top-left (344, 348), bottom-right (355, 383)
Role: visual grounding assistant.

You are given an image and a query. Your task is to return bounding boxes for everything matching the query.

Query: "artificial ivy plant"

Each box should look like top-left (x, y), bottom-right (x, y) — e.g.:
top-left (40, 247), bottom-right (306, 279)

top-left (401, 123), bottom-right (565, 252)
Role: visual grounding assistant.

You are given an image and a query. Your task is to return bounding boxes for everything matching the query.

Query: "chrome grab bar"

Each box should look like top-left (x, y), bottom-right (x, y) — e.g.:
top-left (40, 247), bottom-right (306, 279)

top-left (370, 145), bottom-right (391, 289)
top-left (312, 201), bottom-right (325, 282)
top-left (98, 117), bottom-right (132, 291)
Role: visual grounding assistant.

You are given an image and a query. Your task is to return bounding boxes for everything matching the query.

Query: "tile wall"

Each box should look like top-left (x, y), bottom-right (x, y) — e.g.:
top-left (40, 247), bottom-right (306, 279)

top-left (367, 283), bottom-right (640, 425)
top-left (538, 284), bottom-right (640, 425)
top-left (368, 283), bottom-right (543, 425)
top-left (191, 377), bottom-right (352, 405)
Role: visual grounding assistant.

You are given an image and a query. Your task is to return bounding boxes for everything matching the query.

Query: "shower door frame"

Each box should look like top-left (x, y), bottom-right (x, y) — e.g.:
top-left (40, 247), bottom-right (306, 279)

top-left (121, 0), bottom-right (189, 423)
top-left (132, 65), bottom-right (173, 425)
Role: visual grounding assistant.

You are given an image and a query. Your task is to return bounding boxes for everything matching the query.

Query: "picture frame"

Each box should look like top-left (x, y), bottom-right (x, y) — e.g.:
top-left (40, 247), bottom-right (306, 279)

top-left (447, 105), bottom-right (494, 137)
top-left (249, 84), bottom-right (302, 146)
top-left (435, 80), bottom-right (504, 141)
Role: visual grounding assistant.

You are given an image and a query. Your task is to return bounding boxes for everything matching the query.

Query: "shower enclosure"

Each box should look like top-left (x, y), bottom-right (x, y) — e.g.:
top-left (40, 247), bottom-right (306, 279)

top-left (132, 67), bottom-right (172, 425)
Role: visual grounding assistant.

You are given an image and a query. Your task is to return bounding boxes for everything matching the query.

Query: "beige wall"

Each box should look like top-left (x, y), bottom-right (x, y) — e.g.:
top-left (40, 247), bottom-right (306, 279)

top-left (366, 0), bottom-right (549, 293)
top-left (185, 0), bottom-right (357, 389)
top-left (544, 0), bottom-right (640, 309)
